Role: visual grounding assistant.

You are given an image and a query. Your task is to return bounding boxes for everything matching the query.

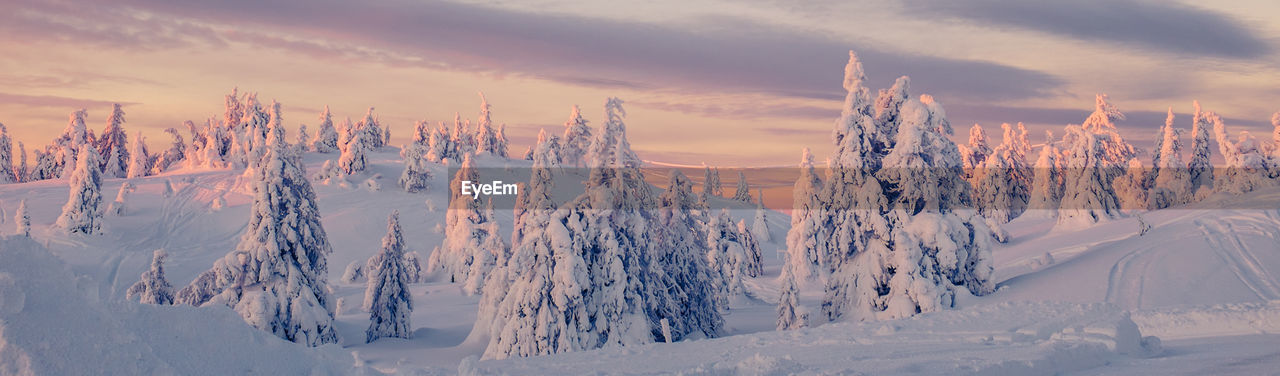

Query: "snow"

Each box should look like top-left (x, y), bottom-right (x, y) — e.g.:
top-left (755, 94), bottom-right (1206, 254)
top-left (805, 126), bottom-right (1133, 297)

top-left (4, 145), bottom-right (1280, 373)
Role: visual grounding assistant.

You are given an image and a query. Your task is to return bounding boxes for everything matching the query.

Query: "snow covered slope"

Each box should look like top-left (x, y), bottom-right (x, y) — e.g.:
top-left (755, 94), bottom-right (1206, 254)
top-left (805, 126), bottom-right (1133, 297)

top-left (2, 148), bottom-right (1280, 374)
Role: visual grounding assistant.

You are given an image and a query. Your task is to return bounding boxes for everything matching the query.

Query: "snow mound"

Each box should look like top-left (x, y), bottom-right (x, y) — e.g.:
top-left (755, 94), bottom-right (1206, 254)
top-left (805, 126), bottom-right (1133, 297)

top-left (1133, 300), bottom-right (1280, 340)
top-left (467, 301), bottom-right (1160, 375)
top-left (0, 236), bottom-right (359, 375)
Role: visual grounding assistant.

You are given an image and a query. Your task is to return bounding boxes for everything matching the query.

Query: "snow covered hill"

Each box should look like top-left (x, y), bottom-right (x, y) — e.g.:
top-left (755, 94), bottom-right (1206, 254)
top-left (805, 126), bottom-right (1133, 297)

top-left (2, 148), bottom-right (1279, 374)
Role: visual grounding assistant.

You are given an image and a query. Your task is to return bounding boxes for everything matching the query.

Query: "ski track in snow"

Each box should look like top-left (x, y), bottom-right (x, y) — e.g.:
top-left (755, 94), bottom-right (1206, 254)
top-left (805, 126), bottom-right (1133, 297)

top-left (1195, 216), bottom-right (1280, 301)
top-left (1103, 242), bottom-right (1160, 309)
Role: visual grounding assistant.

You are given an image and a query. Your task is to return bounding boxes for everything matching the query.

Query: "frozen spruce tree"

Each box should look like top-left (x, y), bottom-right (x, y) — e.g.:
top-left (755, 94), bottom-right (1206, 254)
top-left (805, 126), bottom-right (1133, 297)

top-left (1211, 112), bottom-right (1269, 194)
top-left (732, 171), bottom-right (752, 202)
top-left (175, 125), bottom-right (338, 347)
top-left (428, 154), bottom-right (503, 290)
top-left (15, 199), bottom-right (30, 237)
top-left (751, 189), bottom-right (771, 243)
top-left (737, 219), bottom-right (763, 277)
top-left (572, 97), bottom-right (665, 348)
top-left (126, 131), bottom-right (150, 179)
top-left (784, 148), bottom-right (827, 282)
top-left (1027, 130), bottom-right (1064, 214)
top-left (463, 201), bottom-right (506, 295)
top-left (97, 103), bottom-right (130, 179)
top-left (872, 76), bottom-right (912, 151)
top-left (872, 95), bottom-right (994, 319)
top-left (1187, 101), bottom-right (1215, 196)
top-left (974, 123), bottom-right (1032, 223)
top-left (776, 263), bottom-right (808, 330)
top-left (1151, 109), bottom-right (1190, 208)
top-left (479, 138), bottom-right (594, 359)
top-left (365, 211), bottom-right (414, 343)
top-left (706, 209), bottom-right (751, 300)
top-left (152, 128), bottom-right (185, 174)
top-left (1057, 95), bottom-right (1136, 228)
top-left (426, 122), bottom-right (455, 163)
top-left (959, 123), bottom-right (992, 183)
top-left (127, 250), bottom-right (174, 305)
top-left (312, 106), bottom-right (339, 153)
top-left (296, 124), bottom-right (310, 153)
top-left (0, 123), bottom-right (15, 183)
top-left (560, 105), bottom-right (592, 168)
top-left (474, 93), bottom-right (507, 157)
top-left (357, 107), bottom-right (384, 150)
top-left (398, 142), bottom-right (432, 193)
top-left (651, 170), bottom-right (723, 341)
top-left (339, 125), bottom-right (368, 175)
top-left (820, 51), bottom-right (893, 322)
top-left (701, 166), bottom-right (718, 202)
top-left (55, 147), bottom-right (105, 235)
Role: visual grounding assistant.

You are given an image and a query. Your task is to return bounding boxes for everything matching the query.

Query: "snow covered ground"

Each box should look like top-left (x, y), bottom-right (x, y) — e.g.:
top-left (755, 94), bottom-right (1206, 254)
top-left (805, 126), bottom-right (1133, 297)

top-left (2, 148), bottom-right (1279, 374)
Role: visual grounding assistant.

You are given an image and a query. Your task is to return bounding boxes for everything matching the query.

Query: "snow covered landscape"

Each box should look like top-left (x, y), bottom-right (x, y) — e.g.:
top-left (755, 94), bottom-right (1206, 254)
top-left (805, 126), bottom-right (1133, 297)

top-left (3, 1), bottom-right (1280, 374)
top-left (0, 51), bottom-right (1278, 374)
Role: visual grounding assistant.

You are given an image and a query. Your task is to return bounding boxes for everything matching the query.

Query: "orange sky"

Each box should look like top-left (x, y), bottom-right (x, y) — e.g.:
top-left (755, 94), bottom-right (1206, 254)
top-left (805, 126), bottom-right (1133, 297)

top-left (2, 0), bottom-right (1279, 167)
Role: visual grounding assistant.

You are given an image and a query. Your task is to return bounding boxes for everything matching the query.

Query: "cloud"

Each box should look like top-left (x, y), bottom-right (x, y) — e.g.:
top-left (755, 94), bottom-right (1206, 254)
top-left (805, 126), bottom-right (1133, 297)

top-left (904, 0), bottom-right (1273, 59)
top-left (0, 92), bottom-right (138, 109)
top-left (629, 99), bottom-right (837, 120)
top-left (64, 0), bottom-right (1064, 103)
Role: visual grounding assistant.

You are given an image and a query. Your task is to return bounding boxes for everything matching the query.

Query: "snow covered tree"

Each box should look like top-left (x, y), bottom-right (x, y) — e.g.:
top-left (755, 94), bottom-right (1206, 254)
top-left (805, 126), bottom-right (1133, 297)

top-left (560, 105), bottom-right (592, 168)
top-left (701, 166), bottom-right (721, 202)
top-left (0, 123), bottom-right (15, 183)
top-left (402, 251), bottom-right (426, 283)
top-left (339, 126), bottom-right (367, 175)
top-left (296, 124), bottom-right (310, 153)
top-left (974, 123), bottom-right (1032, 223)
top-left (706, 210), bottom-right (747, 302)
top-left (784, 148), bottom-right (827, 282)
top-left (108, 183), bottom-right (129, 216)
top-left (151, 128), bottom-right (185, 174)
top-left (1212, 112), bottom-right (1270, 194)
top-left (312, 106), bottom-right (339, 153)
top-left (959, 123), bottom-right (992, 183)
top-left (463, 201), bottom-right (506, 295)
top-left (398, 142), bottom-right (432, 193)
top-left (364, 211), bottom-right (414, 343)
top-left (1113, 158), bottom-right (1149, 210)
top-left (1270, 112), bottom-right (1280, 171)
top-left (33, 109), bottom-right (93, 181)
top-left (55, 147), bottom-right (104, 235)
top-left (1057, 95), bottom-right (1136, 228)
top-left (752, 189), bottom-right (771, 243)
top-left (820, 53), bottom-right (994, 322)
top-left (357, 107), bottom-right (384, 150)
top-left (97, 103), bottom-right (130, 179)
top-left (1187, 101), bottom-right (1215, 195)
top-left (426, 121), bottom-right (455, 163)
top-left (175, 124), bottom-right (338, 347)
top-left (126, 132), bottom-right (150, 179)
top-left (479, 132), bottom-right (595, 359)
top-left (127, 249), bottom-right (174, 305)
top-left (732, 171), bottom-right (752, 202)
top-left (776, 263), bottom-right (808, 330)
top-left (15, 141), bottom-right (26, 183)
top-left (736, 219), bottom-right (762, 277)
top-left (820, 51), bottom-right (893, 322)
top-left (1027, 130), bottom-right (1064, 213)
top-left (872, 76), bottom-right (912, 152)
top-left (474, 93), bottom-right (504, 156)
top-left (15, 199), bottom-right (29, 237)
top-left (651, 170), bottom-right (723, 341)
top-left (1150, 109), bottom-right (1189, 208)
top-left (428, 154), bottom-right (504, 291)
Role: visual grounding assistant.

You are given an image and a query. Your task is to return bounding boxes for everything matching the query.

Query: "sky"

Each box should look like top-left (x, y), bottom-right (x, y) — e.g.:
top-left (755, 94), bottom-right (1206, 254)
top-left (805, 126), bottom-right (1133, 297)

top-left (1, 0), bottom-right (1278, 168)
